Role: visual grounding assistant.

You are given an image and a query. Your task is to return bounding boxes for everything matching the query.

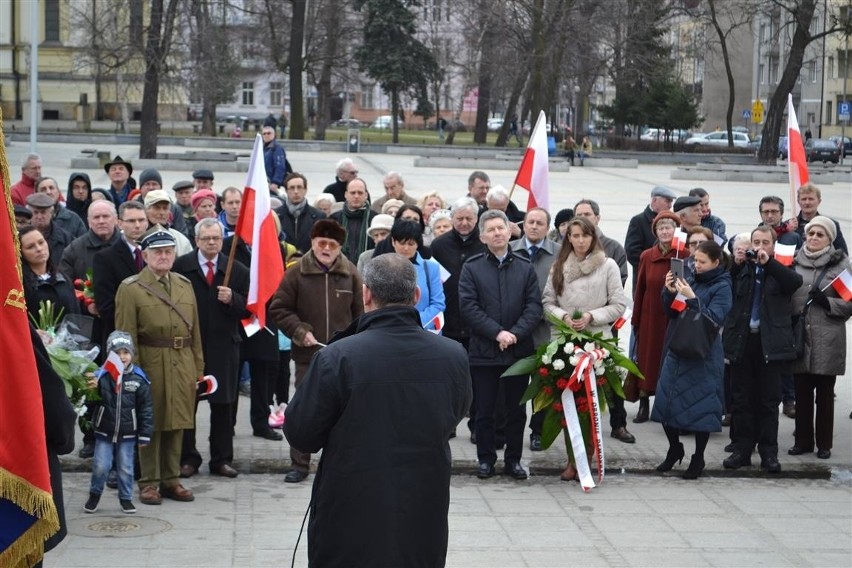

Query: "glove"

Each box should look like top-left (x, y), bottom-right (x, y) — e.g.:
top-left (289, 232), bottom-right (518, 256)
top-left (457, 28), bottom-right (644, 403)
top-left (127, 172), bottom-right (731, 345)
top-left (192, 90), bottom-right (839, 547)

top-left (808, 287), bottom-right (830, 309)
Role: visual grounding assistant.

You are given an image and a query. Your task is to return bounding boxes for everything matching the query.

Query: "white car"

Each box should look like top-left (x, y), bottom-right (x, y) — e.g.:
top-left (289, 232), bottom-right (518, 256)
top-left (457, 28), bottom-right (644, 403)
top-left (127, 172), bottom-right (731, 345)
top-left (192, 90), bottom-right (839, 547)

top-left (371, 115), bottom-right (393, 129)
top-left (641, 128), bottom-right (689, 141)
top-left (685, 131), bottom-right (750, 148)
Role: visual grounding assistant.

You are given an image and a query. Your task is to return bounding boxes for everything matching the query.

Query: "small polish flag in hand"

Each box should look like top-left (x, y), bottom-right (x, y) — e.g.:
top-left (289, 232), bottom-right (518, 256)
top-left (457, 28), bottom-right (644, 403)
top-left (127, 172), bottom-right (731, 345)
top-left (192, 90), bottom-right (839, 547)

top-left (672, 229), bottom-right (688, 253)
top-left (426, 312), bottom-right (445, 334)
top-left (830, 268), bottom-right (852, 302)
top-left (774, 243), bottom-right (796, 266)
top-left (103, 350), bottom-right (124, 393)
top-left (613, 307), bottom-right (632, 330)
top-left (671, 293), bottom-right (688, 313)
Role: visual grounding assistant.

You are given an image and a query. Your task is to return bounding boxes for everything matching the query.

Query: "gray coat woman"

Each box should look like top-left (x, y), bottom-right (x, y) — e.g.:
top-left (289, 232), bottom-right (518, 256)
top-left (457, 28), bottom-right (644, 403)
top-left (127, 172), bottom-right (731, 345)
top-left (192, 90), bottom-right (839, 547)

top-left (789, 216), bottom-right (852, 459)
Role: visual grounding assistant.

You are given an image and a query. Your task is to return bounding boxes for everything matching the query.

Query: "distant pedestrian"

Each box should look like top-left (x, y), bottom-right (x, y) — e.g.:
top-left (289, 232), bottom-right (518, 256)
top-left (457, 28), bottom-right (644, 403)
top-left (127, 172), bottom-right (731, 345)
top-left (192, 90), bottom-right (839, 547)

top-left (437, 116), bottom-right (447, 141)
top-left (509, 114), bottom-right (522, 146)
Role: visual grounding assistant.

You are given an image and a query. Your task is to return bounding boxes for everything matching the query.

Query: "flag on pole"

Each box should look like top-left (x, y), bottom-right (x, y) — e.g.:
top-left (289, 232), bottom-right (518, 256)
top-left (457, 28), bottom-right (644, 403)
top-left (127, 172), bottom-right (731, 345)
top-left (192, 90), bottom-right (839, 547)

top-left (613, 307), bottom-right (633, 330)
top-left (774, 243), bottom-right (796, 266)
top-left (672, 228), bottom-right (688, 254)
top-left (512, 110), bottom-right (550, 211)
top-left (102, 350), bottom-right (124, 393)
top-left (671, 293), bottom-right (688, 313)
top-left (0, 112), bottom-right (60, 566)
top-left (830, 268), bottom-right (852, 302)
top-left (235, 134), bottom-right (285, 335)
top-left (787, 94), bottom-right (809, 214)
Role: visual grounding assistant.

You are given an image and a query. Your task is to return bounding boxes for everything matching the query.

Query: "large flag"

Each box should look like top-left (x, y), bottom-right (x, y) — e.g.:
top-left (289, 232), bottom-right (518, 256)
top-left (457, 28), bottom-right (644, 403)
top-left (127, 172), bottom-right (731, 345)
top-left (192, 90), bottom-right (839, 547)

top-left (0, 111), bottom-right (60, 566)
top-left (235, 134), bottom-right (285, 335)
top-left (787, 94), bottom-right (809, 213)
top-left (512, 110), bottom-right (550, 211)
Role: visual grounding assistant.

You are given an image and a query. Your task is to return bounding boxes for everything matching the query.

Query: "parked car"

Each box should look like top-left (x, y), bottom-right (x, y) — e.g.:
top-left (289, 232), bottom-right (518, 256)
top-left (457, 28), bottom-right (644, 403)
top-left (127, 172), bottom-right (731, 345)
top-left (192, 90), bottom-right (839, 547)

top-left (684, 131), bottom-right (750, 148)
top-left (640, 128), bottom-right (689, 142)
top-left (748, 134), bottom-right (762, 153)
top-left (805, 138), bottom-right (841, 163)
top-left (829, 135), bottom-right (851, 157)
top-left (332, 118), bottom-right (362, 128)
top-left (370, 115), bottom-right (393, 129)
top-left (778, 136), bottom-right (788, 159)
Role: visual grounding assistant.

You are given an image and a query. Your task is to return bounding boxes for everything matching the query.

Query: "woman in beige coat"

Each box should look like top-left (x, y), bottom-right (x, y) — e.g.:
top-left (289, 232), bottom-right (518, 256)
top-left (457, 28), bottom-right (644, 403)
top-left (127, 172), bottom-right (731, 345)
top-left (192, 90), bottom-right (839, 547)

top-left (543, 217), bottom-right (627, 481)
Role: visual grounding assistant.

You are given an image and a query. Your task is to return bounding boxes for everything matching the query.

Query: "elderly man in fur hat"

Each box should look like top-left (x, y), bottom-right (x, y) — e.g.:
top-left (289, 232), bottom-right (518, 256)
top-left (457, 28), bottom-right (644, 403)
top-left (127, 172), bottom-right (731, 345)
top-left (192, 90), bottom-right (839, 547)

top-left (270, 219), bottom-right (364, 483)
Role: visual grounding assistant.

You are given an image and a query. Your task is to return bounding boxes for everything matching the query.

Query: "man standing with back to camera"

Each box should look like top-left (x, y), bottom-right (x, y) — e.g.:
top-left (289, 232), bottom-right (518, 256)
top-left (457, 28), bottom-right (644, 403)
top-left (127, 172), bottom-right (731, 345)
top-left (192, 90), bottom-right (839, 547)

top-left (284, 253), bottom-right (471, 567)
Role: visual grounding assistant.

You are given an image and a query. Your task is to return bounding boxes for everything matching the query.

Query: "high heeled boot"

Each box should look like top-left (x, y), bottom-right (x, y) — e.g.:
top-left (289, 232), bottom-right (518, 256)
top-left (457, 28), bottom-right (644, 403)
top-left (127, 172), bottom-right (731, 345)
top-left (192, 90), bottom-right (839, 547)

top-left (682, 454), bottom-right (705, 480)
top-left (655, 442), bottom-right (685, 472)
top-left (633, 396), bottom-right (650, 423)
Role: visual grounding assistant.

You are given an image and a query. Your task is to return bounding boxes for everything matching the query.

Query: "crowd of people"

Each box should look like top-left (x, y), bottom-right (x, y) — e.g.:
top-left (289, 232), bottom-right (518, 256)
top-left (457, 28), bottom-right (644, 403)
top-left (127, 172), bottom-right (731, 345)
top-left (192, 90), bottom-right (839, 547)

top-left (11, 149), bottom-right (851, 517)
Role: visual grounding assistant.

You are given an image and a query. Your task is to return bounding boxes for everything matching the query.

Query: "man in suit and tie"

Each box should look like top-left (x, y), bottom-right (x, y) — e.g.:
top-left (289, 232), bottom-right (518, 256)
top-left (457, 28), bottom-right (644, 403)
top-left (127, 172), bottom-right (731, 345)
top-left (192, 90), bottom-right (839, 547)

top-left (174, 218), bottom-right (250, 478)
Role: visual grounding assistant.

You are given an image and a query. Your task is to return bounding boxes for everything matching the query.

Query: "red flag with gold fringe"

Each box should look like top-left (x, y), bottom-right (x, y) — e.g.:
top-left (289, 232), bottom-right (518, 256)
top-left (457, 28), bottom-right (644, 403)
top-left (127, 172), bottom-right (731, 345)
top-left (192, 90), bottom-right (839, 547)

top-left (0, 111), bottom-right (60, 567)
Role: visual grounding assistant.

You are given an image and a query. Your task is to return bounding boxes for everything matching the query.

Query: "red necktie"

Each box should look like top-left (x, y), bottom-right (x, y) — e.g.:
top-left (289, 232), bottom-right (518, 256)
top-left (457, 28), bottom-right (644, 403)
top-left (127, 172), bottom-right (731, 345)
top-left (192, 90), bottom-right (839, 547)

top-left (134, 247), bottom-right (144, 272)
top-left (206, 261), bottom-right (215, 286)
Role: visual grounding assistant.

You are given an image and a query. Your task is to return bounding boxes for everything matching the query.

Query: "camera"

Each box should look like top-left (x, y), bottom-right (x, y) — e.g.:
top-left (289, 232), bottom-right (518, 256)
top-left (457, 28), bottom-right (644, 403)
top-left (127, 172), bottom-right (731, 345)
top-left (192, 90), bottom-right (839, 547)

top-left (745, 249), bottom-right (758, 260)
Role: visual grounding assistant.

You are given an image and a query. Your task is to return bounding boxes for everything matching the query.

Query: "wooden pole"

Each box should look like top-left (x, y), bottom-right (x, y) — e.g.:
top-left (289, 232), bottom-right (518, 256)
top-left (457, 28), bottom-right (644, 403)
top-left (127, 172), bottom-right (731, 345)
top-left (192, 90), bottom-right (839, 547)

top-left (222, 233), bottom-right (241, 288)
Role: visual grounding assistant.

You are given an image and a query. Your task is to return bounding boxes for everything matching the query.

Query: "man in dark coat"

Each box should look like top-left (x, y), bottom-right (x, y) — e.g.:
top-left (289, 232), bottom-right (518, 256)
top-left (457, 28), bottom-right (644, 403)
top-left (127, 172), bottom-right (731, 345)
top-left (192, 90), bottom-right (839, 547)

top-left (459, 210), bottom-right (542, 481)
top-left (262, 125), bottom-right (287, 193)
top-left (722, 226), bottom-right (803, 473)
top-left (624, 185), bottom-right (677, 286)
top-left (322, 158), bottom-right (359, 202)
top-left (284, 253), bottom-right (471, 568)
top-left (276, 172), bottom-right (326, 254)
top-left (174, 218), bottom-right (250, 478)
top-left (26, 192), bottom-right (73, 265)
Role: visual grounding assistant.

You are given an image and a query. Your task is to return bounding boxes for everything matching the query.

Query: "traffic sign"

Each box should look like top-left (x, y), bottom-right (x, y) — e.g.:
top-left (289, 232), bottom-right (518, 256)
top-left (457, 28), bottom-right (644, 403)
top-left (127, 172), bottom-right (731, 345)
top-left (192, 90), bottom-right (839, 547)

top-left (752, 99), bottom-right (764, 124)
top-left (840, 100), bottom-right (851, 121)
top-left (742, 110), bottom-right (751, 120)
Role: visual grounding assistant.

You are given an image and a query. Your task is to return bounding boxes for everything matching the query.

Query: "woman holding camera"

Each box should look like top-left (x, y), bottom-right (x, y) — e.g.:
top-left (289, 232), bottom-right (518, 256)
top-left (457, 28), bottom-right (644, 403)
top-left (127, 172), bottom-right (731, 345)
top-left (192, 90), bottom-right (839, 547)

top-left (789, 217), bottom-right (852, 460)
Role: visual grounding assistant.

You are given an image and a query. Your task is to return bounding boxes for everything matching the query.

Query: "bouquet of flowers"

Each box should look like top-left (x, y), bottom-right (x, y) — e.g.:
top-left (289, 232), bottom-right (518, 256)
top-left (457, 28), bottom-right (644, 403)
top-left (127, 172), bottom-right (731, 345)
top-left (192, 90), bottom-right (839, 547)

top-left (503, 313), bottom-right (643, 491)
top-left (73, 268), bottom-right (95, 309)
top-left (31, 300), bottom-right (100, 418)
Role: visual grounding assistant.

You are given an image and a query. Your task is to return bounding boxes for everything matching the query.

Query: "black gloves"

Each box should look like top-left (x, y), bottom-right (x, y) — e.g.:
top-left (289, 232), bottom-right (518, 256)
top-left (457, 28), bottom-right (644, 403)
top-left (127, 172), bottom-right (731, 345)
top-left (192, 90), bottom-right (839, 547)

top-left (808, 287), bottom-right (830, 309)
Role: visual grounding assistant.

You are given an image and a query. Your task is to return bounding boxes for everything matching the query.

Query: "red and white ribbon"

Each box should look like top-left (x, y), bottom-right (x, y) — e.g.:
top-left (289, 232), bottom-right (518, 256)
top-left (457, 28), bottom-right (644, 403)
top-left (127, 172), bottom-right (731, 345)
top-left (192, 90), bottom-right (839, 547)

top-left (562, 346), bottom-right (607, 492)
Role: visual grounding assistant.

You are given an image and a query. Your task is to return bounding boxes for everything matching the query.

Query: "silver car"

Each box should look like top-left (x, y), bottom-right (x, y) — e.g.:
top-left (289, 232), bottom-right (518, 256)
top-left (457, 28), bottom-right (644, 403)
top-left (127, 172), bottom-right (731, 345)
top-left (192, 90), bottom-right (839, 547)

top-left (685, 131), bottom-right (750, 148)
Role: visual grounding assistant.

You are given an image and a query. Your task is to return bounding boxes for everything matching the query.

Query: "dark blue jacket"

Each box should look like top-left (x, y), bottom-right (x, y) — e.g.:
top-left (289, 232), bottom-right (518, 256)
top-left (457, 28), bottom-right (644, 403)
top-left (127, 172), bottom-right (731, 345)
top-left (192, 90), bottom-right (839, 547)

top-left (93, 364), bottom-right (153, 444)
top-left (263, 139), bottom-right (287, 187)
top-left (651, 266), bottom-right (732, 432)
top-left (458, 251), bottom-right (542, 366)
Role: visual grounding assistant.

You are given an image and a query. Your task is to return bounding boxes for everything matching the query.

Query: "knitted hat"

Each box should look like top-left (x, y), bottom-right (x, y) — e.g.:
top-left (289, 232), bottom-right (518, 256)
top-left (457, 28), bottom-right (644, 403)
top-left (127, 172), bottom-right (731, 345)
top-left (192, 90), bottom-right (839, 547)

top-left (138, 168), bottom-right (162, 188)
top-left (804, 215), bottom-right (836, 242)
top-left (106, 330), bottom-right (135, 356)
top-left (310, 219), bottom-right (346, 244)
top-left (367, 214), bottom-right (394, 238)
top-left (554, 208), bottom-right (573, 228)
top-left (652, 211), bottom-right (681, 233)
top-left (191, 189), bottom-right (217, 211)
top-left (381, 199), bottom-right (404, 215)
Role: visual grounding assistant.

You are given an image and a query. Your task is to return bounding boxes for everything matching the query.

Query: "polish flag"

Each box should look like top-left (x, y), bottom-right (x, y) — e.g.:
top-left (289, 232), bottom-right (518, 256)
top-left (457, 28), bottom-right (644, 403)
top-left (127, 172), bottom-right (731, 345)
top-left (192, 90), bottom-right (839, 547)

top-left (787, 94), bottom-right (809, 213)
top-left (426, 312), bottom-right (445, 334)
top-left (671, 293), bottom-right (688, 313)
top-left (672, 228), bottom-right (688, 254)
top-left (512, 110), bottom-right (550, 211)
top-left (235, 135), bottom-right (285, 335)
top-left (613, 307), bottom-right (633, 330)
top-left (774, 243), bottom-right (796, 266)
top-left (437, 262), bottom-right (451, 283)
top-left (830, 269), bottom-right (852, 302)
top-left (103, 350), bottom-right (125, 393)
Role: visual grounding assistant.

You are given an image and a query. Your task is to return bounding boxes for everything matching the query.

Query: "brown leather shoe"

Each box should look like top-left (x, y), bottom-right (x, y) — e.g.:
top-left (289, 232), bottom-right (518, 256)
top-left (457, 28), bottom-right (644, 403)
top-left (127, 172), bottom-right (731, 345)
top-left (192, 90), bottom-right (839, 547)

top-left (139, 485), bottom-right (162, 505)
top-left (161, 484), bottom-right (195, 502)
top-left (560, 463), bottom-right (579, 482)
top-left (211, 463), bottom-right (239, 478)
top-left (179, 464), bottom-right (197, 478)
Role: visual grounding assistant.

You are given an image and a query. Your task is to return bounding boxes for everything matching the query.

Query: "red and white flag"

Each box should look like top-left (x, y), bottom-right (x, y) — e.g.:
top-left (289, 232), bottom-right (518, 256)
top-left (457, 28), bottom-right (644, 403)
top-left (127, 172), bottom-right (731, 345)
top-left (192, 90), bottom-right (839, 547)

top-left (672, 228), bottom-right (688, 254)
top-left (613, 307), bottom-right (633, 330)
top-left (774, 243), bottom-right (796, 266)
top-left (830, 268), bottom-right (852, 302)
top-left (426, 312), bottom-right (445, 334)
top-left (671, 292), bottom-right (688, 313)
top-left (103, 350), bottom-right (124, 393)
top-left (512, 110), bottom-right (550, 211)
top-left (235, 134), bottom-right (285, 335)
top-left (787, 94), bottom-right (809, 213)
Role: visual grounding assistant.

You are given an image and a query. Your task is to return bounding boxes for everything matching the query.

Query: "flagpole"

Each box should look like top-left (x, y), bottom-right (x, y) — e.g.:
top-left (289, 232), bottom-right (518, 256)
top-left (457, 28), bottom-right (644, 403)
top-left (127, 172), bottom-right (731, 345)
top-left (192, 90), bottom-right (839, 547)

top-left (222, 233), bottom-right (241, 288)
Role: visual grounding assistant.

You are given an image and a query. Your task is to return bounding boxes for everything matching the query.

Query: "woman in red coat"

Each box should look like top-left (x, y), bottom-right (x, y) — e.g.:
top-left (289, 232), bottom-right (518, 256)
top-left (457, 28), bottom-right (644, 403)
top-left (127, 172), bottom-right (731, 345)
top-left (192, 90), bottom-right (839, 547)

top-left (628, 211), bottom-right (681, 422)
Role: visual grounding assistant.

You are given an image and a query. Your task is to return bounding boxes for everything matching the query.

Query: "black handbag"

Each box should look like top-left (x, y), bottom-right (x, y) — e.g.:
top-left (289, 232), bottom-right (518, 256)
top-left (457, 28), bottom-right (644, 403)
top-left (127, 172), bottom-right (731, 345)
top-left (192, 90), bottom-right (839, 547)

top-left (668, 308), bottom-right (720, 359)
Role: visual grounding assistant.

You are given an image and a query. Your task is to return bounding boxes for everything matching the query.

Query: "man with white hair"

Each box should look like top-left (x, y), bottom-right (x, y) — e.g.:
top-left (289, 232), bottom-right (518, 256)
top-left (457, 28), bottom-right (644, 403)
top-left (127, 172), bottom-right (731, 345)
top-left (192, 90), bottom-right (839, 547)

top-left (485, 185), bottom-right (524, 239)
top-left (371, 172), bottom-right (417, 213)
top-left (323, 158), bottom-right (360, 202)
top-left (11, 153), bottom-right (43, 206)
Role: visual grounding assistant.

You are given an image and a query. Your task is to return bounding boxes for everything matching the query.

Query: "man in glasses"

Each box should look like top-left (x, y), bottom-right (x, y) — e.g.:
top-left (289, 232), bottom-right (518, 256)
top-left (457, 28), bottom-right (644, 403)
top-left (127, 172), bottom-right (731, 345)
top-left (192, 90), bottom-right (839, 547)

top-left (270, 219), bottom-right (364, 483)
top-left (323, 158), bottom-right (359, 202)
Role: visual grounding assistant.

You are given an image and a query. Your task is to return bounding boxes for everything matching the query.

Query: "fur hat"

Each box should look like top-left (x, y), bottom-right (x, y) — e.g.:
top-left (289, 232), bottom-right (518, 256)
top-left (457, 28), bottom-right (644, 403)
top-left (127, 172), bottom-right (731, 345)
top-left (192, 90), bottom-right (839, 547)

top-left (554, 208), bottom-right (574, 228)
top-left (652, 211), bottom-right (681, 234)
top-left (804, 216), bottom-right (837, 243)
top-left (310, 219), bottom-right (346, 244)
top-left (106, 330), bottom-right (135, 356)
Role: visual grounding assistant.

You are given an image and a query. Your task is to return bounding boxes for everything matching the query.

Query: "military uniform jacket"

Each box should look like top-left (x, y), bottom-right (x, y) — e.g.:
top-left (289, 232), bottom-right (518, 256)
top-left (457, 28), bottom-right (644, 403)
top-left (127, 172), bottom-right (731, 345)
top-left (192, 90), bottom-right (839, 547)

top-left (115, 267), bottom-right (204, 431)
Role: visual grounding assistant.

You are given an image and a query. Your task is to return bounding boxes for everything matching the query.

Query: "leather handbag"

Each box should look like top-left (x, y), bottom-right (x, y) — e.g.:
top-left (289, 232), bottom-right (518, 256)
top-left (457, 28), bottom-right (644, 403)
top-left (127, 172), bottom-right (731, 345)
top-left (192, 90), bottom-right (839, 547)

top-left (668, 308), bottom-right (720, 359)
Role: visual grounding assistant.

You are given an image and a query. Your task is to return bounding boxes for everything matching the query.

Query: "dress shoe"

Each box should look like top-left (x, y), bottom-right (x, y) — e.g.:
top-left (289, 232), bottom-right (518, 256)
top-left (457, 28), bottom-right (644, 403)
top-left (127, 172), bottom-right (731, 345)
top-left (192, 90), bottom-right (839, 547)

top-left (469, 431), bottom-right (477, 444)
top-left (760, 457), bottom-right (781, 473)
top-left (682, 454), bottom-right (705, 480)
top-left (656, 442), bottom-right (685, 472)
top-left (721, 414), bottom-right (731, 427)
top-left (139, 485), bottom-right (162, 505)
top-left (253, 428), bottom-right (284, 441)
top-left (611, 427), bottom-right (636, 444)
top-left (503, 461), bottom-right (528, 480)
top-left (106, 469), bottom-right (118, 489)
top-left (782, 402), bottom-right (796, 418)
top-left (180, 464), bottom-right (198, 478)
top-left (816, 449), bottom-right (831, 459)
top-left (161, 484), bottom-right (195, 502)
top-left (723, 442), bottom-right (737, 453)
top-left (530, 434), bottom-right (542, 451)
top-left (723, 452), bottom-right (752, 469)
top-left (476, 462), bottom-right (495, 479)
top-left (787, 445), bottom-right (813, 456)
top-left (633, 397), bottom-right (650, 423)
top-left (78, 442), bottom-right (95, 459)
top-left (284, 470), bottom-right (308, 483)
top-left (211, 463), bottom-right (239, 478)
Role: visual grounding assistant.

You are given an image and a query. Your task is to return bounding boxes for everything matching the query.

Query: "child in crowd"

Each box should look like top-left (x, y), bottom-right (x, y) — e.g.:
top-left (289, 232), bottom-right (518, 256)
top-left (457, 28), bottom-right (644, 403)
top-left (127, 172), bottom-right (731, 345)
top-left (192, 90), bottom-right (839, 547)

top-left (84, 331), bottom-right (153, 515)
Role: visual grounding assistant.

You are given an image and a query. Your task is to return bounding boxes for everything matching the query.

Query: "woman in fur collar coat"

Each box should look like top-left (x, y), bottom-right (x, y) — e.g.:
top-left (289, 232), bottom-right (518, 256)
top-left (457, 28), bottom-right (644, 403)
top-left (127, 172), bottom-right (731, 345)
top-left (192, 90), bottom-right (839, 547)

top-left (543, 217), bottom-right (627, 481)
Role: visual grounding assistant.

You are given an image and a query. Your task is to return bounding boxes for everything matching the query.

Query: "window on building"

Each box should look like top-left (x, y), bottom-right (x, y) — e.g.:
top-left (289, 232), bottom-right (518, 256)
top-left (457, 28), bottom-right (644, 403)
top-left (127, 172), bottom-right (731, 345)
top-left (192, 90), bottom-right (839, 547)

top-left (759, 64), bottom-right (765, 85)
top-left (44, 0), bottom-right (60, 42)
top-left (130, 2), bottom-right (144, 44)
top-left (841, 50), bottom-right (851, 78)
top-left (828, 57), bottom-right (834, 79)
top-left (770, 58), bottom-right (779, 84)
top-left (809, 60), bottom-right (817, 82)
top-left (826, 101), bottom-right (833, 125)
top-left (361, 88), bottom-right (374, 109)
top-left (242, 82), bottom-right (254, 106)
top-left (269, 82), bottom-right (284, 107)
